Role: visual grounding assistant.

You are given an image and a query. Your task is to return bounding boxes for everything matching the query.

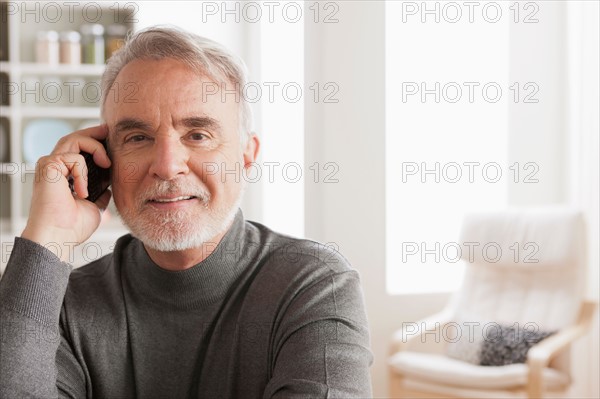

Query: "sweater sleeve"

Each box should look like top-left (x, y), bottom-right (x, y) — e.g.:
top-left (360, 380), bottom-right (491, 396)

top-left (263, 266), bottom-right (374, 398)
top-left (0, 237), bottom-right (84, 398)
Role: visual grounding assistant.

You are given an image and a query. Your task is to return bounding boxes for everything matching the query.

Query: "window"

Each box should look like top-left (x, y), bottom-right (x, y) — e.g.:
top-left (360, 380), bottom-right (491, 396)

top-left (386, 1), bottom-right (510, 294)
top-left (386, 1), bottom-right (578, 294)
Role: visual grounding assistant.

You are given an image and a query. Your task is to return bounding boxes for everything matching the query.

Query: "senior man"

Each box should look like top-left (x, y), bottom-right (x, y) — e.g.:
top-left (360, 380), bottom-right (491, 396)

top-left (0, 27), bottom-right (372, 397)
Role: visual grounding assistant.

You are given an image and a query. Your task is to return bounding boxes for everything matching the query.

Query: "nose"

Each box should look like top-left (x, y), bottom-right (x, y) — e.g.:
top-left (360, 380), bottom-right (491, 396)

top-left (148, 135), bottom-right (190, 180)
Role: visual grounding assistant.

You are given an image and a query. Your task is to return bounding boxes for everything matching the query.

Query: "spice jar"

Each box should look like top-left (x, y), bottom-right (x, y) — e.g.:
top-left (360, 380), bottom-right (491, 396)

top-left (59, 31), bottom-right (82, 65)
top-left (35, 31), bottom-right (59, 64)
top-left (105, 24), bottom-right (127, 59)
top-left (80, 24), bottom-right (105, 64)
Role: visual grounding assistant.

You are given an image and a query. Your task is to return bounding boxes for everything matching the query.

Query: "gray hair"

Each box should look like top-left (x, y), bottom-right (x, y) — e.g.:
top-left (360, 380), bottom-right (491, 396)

top-left (101, 26), bottom-right (253, 142)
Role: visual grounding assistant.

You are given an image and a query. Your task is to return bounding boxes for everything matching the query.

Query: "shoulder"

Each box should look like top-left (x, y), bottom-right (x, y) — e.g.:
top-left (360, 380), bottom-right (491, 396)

top-left (66, 234), bottom-right (135, 300)
top-left (242, 221), bottom-right (370, 350)
top-left (69, 234), bottom-right (134, 277)
top-left (246, 219), bottom-right (354, 275)
top-left (243, 220), bottom-right (362, 301)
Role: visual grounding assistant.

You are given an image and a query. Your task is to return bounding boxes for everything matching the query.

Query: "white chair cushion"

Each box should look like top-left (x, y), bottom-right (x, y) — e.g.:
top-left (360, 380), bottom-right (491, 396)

top-left (451, 208), bottom-right (586, 331)
top-left (389, 352), bottom-right (569, 390)
top-left (458, 207), bottom-right (584, 269)
top-left (454, 263), bottom-right (583, 331)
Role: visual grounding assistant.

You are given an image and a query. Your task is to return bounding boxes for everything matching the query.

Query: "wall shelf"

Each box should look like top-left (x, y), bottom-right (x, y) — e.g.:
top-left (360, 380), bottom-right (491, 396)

top-left (1, 61), bottom-right (105, 76)
top-left (20, 106), bottom-right (100, 119)
top-left (0, 0), bottom-right (135, 271)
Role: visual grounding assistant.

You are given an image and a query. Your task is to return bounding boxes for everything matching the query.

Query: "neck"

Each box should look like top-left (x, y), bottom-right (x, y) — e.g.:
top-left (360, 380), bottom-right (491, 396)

top-left (144, 229), bottom-right (228, 271)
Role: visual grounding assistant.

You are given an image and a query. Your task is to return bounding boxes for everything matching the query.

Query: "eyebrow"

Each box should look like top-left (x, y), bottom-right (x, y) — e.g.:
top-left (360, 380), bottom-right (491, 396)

top-left (179, 117), bottom-right (222, 134)
top-left (114, 118), bottom-right (153, 137)
top-left (113, 116), bottom-right (222, 137)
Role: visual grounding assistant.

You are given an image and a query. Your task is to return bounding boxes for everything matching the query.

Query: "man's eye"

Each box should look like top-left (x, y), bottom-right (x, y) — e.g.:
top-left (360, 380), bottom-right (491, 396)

top-left (125, 134), bottom-right (147, 143)
top-left (189, 132), bottom-right (207, 141)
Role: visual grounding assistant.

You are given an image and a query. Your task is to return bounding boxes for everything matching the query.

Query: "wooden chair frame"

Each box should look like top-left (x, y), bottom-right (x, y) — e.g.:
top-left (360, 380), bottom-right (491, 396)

top-left (389, 301), bottom-right (597, 399)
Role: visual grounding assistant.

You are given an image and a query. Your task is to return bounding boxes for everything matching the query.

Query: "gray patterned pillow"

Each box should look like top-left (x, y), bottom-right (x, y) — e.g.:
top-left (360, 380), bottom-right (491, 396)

top-left (479, 324), bottom-right (555, 366)
top-left (446, 323), bottom-right (555, 366)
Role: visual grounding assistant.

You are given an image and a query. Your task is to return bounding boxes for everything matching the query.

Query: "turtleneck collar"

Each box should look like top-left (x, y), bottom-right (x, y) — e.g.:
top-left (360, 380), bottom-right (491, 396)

top-left (121, 209), bottom-right (249, 310)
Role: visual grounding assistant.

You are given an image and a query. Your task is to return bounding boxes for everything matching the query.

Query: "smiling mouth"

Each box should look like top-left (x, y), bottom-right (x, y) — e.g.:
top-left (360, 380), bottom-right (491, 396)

top-left (148, 196), bottom-right (197, 203)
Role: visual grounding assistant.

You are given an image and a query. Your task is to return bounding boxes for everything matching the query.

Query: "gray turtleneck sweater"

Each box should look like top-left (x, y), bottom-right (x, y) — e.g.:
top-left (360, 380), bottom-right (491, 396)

top-left (0, 211), bottom-right (373, 398)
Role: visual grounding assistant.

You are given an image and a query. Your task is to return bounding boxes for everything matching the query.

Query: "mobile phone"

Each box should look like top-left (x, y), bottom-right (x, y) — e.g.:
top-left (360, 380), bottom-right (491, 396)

top-left (68, 140), bottom-right (111, 202)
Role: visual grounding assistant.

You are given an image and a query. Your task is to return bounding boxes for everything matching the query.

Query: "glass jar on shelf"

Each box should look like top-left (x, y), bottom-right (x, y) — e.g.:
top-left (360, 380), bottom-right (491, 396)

top-left (59, 31), bottom-right (82, 65)
top-left (106, 24), bottom-right (128, 60)
top-left (35, 31), bottom-right (60, 64)
top-left (80, 24), bottom-right (105, 65)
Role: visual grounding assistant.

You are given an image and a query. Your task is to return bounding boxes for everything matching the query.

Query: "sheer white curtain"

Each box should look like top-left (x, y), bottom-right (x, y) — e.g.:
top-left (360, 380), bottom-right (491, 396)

top-left (566, 2), bottom-right (600, 397)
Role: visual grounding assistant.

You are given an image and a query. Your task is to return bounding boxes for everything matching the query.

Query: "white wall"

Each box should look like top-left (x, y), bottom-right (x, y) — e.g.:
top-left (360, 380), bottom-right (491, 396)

top-left (135, 1), bottom-right (245, 55)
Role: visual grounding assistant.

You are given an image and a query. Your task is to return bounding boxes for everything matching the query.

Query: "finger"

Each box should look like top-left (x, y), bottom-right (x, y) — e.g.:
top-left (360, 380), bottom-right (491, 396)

top-left (41, 153), bottom-right (89, 198)
top-left (34, 154), bottom-right (87, 199)
top-left (53, 125), bottom-right (107, 151)
top-left (89, 138), bottom-right (111, 169)
top-left (52, 135), bottom-right (111, 168)
top-left (75, 124), bottom-right (109, 140)
top-left (64, 153), bottom-right (89, 199)
top-left (75, 125), bottom-right (111, 167)
top-left (35, 156), bottom-right (70, 188)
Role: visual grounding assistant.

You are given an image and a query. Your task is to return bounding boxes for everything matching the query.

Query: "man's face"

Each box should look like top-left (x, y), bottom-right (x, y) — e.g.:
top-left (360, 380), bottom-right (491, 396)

top-left (103, 58), bottom-right (257, 251)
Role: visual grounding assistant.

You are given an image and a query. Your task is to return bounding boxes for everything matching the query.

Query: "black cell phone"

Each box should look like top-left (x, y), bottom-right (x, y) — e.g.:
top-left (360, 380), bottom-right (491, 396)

top-left (69, 140), bottom-right (111, 202)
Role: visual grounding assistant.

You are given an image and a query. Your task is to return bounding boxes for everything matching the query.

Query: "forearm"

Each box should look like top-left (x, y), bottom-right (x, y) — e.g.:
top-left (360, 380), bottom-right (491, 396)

top-left (265, 320), bottom-right (373, 398)
top-left (264, 270), bottom-right (373, 397)
top-left (0, 237), bottom-right (72, 397)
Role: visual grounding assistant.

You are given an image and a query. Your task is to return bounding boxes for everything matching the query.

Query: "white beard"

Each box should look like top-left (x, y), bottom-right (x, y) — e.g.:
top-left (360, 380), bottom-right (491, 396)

top-left (114, 180), bottom-right (242, 252)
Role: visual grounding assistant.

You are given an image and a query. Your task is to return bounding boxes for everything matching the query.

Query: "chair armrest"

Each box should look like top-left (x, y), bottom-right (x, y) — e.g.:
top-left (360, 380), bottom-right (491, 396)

top-left (526, 300), bottom-right (598, 398)
top-left (390, 308), bottom-right (455, 355)
top-left (528, 300), bottom-right (597, 367)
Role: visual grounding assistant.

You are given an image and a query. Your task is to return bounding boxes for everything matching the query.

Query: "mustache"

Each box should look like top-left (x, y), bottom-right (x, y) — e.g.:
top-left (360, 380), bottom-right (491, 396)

top-left (137, 180), bottom-right (211, 205)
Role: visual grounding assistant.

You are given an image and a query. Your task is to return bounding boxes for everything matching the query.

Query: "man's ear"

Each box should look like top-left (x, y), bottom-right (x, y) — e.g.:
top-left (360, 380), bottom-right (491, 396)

top-left (243, 134), bottom-right (260, 167)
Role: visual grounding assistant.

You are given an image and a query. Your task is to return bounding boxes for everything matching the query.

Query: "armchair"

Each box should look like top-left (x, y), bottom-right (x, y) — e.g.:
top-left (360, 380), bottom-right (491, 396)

top-left (388, 208), bottom-right (597, 398)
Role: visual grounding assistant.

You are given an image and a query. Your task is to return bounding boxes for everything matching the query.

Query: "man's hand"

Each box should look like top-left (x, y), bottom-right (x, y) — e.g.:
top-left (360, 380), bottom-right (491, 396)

top-left (21, 125), bottom-right (112, 261)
